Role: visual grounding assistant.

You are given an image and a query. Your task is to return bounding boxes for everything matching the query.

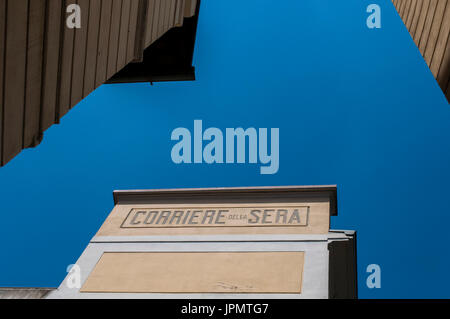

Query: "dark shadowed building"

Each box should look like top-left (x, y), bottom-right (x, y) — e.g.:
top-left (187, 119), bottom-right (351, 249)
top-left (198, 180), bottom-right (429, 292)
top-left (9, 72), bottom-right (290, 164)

top-left (0, 0), bottom-right (200, 166)
top-left (392, 0), bottom-right (450, 102)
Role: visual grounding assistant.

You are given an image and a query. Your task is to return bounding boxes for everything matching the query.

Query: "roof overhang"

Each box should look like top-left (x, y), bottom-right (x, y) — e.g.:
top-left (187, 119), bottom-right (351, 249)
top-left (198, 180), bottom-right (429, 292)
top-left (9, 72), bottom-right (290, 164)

top-left (106, 0), bottom-right (200, 84)
top-left (113, 185), bottom-right (338, 216)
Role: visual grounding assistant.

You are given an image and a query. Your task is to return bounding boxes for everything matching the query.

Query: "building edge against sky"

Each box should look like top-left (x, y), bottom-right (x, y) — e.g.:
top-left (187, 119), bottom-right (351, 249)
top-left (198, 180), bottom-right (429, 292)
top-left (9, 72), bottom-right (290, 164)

top-left (1, 186), bottom-right (358, 299)
top-left (392, 0), bottom-right (450, 102)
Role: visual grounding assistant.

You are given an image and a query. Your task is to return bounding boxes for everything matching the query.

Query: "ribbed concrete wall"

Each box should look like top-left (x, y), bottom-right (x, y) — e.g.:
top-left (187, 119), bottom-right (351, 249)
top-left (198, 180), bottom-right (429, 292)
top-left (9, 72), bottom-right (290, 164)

top-left (0, 0), bottom-right (197, 166)
top-left (392, 0), bottom-right (450, 102)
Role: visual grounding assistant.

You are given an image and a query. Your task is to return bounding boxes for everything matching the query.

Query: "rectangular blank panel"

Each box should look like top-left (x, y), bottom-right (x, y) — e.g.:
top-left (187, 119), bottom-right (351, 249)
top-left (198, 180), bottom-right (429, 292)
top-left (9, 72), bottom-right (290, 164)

top-left (81, 252), bottom-right (304, 293)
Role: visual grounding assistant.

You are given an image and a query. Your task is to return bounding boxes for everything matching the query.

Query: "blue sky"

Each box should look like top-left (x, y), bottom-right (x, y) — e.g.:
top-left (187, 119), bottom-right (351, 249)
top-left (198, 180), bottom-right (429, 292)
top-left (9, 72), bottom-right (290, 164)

top-left (0, 0), bottom-right (449, 298)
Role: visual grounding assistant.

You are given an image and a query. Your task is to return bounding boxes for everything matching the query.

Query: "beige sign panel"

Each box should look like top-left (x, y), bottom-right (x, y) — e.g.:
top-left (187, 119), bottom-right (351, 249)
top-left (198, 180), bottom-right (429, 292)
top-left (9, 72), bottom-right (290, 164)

top-left (96, 187), bottom-right (335, 236)
top-left (81, 252), bottom-right (304, 294)
top-left (121, 206), bottom-right (309, 228)
top-left (97, 203), bottom-right (329, 236)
